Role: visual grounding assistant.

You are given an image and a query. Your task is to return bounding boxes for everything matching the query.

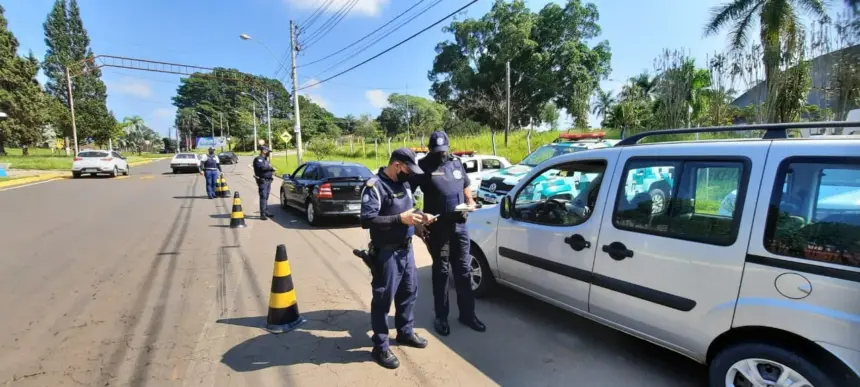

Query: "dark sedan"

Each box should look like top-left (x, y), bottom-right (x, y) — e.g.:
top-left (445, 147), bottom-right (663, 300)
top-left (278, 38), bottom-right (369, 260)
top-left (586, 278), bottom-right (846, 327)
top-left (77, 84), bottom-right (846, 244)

top-left (218, 152), bottom-right (238, 164)
top-left (279, 161), bottom-right (373, 226)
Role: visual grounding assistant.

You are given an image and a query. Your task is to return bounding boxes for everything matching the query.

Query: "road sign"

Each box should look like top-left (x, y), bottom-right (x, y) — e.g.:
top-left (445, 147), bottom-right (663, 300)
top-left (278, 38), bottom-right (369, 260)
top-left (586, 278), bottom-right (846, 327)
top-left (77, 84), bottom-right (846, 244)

top-left (279, 131), bottom-right (292, 144)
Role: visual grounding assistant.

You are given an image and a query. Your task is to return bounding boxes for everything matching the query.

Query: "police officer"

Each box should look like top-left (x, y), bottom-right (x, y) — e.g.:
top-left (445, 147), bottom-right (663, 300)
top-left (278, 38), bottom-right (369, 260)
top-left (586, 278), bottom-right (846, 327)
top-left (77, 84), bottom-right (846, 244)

top-left (360, 148), bottom-right (432, 369)
top-left (201, 147), bottom-right (221, 199)
top-left (252, 146), bottom-right (276, 220)
top-left (411, 131), bottom-right (485, 336)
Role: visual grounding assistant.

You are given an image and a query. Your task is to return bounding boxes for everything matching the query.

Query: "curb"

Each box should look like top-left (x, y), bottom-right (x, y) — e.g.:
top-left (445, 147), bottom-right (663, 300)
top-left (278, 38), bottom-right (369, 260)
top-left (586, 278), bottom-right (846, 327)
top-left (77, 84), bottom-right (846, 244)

top-left (128, 158), bottom-right (166, 167)
top-left (0, 173), bottom-right (67, 189)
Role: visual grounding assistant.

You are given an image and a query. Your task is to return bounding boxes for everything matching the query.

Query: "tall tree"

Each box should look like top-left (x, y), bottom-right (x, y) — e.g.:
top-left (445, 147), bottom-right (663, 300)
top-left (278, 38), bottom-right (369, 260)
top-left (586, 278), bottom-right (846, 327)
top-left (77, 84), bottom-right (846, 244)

top-left (703, 0), bottom-right (828, 97)
top-left (540, 102), bottom-right (560, 129)
top-left (42, 0), bottom-right (114, 146)
top-left (0, 5), bottom-right (45, 155)
top-left (428, 0), bottom-right (611, 130)
top-left (591, 89), bottom-right (616, 126)
top-left (376, 94), bottom-right (447, 138)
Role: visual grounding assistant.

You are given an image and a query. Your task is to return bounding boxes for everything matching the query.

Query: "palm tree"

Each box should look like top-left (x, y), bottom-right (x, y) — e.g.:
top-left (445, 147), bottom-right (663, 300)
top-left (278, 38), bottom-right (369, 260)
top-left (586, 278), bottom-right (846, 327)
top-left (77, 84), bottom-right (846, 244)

top-left (592, 89), bottom-right (617, 125)
top-left (704, 0), bottom-right (828, 91)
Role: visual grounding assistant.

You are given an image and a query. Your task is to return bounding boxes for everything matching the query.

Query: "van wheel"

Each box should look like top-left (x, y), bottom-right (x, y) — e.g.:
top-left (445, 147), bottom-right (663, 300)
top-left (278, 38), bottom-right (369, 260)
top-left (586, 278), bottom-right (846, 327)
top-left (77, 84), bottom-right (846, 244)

top-left (709, 343), bottom-right (834, 387)
top-left (649, 187), bottom-right (667, 214)
top-left (470, 246), bottom-right (496, 298)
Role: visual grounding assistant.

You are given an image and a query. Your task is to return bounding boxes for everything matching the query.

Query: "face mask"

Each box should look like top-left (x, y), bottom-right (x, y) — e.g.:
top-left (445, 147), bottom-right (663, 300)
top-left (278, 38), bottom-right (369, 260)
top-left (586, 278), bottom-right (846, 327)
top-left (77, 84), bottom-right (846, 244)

top-left (396, 164), bottom-right (411, 182)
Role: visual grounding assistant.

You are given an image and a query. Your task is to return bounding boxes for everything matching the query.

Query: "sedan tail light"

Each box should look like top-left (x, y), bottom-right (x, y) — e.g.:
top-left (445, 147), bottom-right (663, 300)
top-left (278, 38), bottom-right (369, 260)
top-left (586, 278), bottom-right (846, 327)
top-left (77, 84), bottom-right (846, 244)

top-left (101, 157), bottom-right (113, 161)
top-left (74, 157), bottom-right (83, 161)
top-left (317, 183), bottom-right (333, 199)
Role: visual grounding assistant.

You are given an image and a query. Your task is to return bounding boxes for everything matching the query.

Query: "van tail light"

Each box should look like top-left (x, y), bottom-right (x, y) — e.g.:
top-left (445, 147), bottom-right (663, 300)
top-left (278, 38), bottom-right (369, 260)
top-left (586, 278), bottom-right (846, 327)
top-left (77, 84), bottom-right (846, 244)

top-left (101, 157), bottom-right (113, 161)
top-left (74, 157), bottom-right (83, 161)
top-left (317, 183), bottom-right (333, 199)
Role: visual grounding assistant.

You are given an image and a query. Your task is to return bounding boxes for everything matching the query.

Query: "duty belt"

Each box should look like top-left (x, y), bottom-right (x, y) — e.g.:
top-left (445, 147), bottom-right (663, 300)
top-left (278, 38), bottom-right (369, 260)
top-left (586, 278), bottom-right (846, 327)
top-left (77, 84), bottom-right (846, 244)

top-left (205, 168), bottom-right (219, 170)
top-left (375, 238), bottom-right (412, 251)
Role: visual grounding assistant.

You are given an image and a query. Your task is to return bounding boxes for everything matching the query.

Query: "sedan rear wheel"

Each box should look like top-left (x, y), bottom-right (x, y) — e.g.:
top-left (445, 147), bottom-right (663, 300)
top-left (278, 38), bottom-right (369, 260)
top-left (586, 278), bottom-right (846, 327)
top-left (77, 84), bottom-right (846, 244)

top-left (280, 189), bottom-right (288, 209)
top-left (306, 201), bottom-right (320, 226)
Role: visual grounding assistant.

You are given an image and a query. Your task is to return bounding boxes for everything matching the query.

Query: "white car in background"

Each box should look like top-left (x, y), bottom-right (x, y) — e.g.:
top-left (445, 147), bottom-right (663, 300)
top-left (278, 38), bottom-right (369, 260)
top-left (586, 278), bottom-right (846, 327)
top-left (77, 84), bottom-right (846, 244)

top-left (452, 151), bottom-right (512, 196)
top-left (72, 150), bottom-right (130, 178)
top-left (170, 153), bottom-right (202, 174)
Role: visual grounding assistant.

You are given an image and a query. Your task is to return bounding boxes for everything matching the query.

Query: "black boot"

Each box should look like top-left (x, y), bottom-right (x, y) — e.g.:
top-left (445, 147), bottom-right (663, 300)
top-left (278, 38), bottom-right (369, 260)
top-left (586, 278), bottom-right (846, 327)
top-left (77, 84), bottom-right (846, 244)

top-left (371, 347), bottom-right (400, 369)
top-left (396, 333), bottom-right (429, 348)
top-left (458, 316), bottom-right (486, 332)
top-left (434, 317), bottom-right (451, 336)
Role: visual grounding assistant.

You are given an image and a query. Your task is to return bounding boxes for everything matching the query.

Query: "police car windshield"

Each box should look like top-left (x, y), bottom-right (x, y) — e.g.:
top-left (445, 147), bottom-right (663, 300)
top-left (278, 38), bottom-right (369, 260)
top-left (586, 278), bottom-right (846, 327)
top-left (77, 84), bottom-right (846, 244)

top-left (323, 165), bottom-right (373, 178)
top-left (520, 145), bottom-right (581, 167)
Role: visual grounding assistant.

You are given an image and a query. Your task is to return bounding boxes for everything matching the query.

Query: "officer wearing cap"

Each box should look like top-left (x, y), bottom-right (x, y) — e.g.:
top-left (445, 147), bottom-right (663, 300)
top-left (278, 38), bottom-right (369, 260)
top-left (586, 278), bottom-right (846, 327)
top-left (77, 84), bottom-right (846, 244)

top-left (411, 131), bottom-right (485, 336)
top-left (252, 146), bottom-right (275, 220)
top-left (360, 148), bottom-right (433, 369)
top-left (201, 147), bottom-right (221, 199)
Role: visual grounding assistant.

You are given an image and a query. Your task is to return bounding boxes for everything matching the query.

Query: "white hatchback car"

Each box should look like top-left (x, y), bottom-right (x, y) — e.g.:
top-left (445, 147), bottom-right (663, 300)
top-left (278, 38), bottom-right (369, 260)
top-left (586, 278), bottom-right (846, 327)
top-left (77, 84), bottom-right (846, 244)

top-left (72, 150), bottom-right (130, 178)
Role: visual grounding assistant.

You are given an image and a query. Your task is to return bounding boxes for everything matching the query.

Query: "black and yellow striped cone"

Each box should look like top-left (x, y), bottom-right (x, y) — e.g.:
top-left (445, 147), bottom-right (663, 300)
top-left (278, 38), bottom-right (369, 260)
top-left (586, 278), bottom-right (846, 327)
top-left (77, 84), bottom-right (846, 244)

top-left (220, 173), bottom-right (231, 197)
top-left (266, 244), bottom-right (306, 334)
top-left (229, 192), bottom-right (247, 228)
top-left (215, 174), bottom-right (225, 197)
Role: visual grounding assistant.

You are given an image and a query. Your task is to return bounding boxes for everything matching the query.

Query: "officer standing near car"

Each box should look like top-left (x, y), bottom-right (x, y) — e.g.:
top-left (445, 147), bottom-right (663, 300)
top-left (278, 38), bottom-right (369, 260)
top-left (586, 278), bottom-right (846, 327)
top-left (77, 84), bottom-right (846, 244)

top-left (360, 148), bottom-right (432, 369)
top-left (252, 146), bottom-right (276, 220)
top-left (411, 131), bottom-right (485, 336)
top-left (201, 147), bottom-right (221, 199)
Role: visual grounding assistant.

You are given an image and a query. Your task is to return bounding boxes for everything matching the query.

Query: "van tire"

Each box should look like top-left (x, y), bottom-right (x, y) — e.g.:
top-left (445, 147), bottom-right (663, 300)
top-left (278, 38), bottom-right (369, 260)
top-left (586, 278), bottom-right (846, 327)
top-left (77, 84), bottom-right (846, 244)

top-left (649, 187), bottom-right (667, 214)
top-left (709, 342), bottom-right (835, 387)
top-left (470, 244), bottom-right (496, 298)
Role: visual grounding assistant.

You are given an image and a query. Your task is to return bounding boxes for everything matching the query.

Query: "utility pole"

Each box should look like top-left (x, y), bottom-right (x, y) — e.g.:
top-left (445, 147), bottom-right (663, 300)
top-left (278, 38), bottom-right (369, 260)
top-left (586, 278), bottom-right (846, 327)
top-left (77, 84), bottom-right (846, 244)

top-left (266, 89), bottom-right (272, 150)
top-left (290, 20), bottom-right (303, 165)
top-left (505, 60), bottom-right (511, 146)
top-left (252, 99), bottom-right (258, 153)
top-left (219, 112), bottom-right (224, 151)
top-left (65, 67), bottom-right (79, 155)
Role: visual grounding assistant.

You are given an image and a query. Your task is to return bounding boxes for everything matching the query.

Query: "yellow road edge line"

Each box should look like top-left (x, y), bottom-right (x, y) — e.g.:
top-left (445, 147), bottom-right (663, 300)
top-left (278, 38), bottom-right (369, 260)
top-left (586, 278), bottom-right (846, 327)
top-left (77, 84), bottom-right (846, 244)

top-left (0, 174), bottom-right (66, 189)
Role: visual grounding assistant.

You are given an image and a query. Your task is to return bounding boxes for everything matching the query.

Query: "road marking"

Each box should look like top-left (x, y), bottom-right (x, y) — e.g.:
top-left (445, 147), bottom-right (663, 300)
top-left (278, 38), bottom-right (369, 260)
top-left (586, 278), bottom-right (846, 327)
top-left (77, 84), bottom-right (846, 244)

top-left (139, 175), bottom-right (155, 180)
top-left (114, 176), bottom-right (130, 180)
top-left (0, 177), bottom-right (65, 192)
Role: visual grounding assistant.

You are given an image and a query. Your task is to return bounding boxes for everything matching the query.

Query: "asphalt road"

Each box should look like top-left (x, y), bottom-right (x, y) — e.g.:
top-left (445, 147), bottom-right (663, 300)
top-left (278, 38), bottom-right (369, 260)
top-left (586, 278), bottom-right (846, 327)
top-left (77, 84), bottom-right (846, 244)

top-left (0, 160), bottom-right (707, 386)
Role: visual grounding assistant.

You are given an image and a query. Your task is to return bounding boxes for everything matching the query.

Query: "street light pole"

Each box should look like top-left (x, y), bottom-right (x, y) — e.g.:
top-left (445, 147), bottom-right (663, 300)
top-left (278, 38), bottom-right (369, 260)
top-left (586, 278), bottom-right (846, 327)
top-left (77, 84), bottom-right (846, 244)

top-left (252, 99), bottom-right (258, 153)
top-left (266, 89), bottom-right (272, 149)
top-left (290, 20), bottom-right (303, 165)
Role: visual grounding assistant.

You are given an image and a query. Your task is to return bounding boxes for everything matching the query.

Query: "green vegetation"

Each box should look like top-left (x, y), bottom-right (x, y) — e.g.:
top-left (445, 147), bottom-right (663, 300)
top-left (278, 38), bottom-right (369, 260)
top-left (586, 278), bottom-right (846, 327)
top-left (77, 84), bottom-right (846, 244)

top-left (0, 148), bottom-right (163, 170)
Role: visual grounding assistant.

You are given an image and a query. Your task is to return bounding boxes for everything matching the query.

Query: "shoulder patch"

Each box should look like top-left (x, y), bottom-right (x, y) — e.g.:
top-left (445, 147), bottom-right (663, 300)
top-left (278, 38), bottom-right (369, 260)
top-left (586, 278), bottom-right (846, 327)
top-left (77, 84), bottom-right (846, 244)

top-left (366, 178), bottom-right (376, 187)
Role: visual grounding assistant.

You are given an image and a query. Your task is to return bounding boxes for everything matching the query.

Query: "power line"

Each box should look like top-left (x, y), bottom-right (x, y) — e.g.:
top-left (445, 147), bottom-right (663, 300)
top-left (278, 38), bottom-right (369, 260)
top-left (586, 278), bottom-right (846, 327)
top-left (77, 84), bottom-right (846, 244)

top-left (300, 0), bottom-right (428, 68)
top-left (299, 0), bottom-right (478, 91)
top-left (309, 0), bottom-right (446, 79)
top-left (300, 0), bottom-right (361, 49)
top-left (299, 0), bottom-right (336, 30)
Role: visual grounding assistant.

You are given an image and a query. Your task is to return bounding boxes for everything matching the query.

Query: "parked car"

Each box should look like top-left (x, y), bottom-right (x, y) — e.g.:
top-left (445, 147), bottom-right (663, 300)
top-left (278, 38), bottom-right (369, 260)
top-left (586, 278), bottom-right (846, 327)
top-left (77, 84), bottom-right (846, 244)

top-left (280, 161), bottom-right (374, 226)
top-left (218, 151), bottom-right (238, 164)
top-left (452, 151), bottom-right (512, 196)
top-left (466, 122), bottom-right (860, 387)
top-left (170, 153), bottom-right (202, 173)
top-left (477, 132), bottom-right (617, 204)
top-left (72, 150), bottom-right (130, 178)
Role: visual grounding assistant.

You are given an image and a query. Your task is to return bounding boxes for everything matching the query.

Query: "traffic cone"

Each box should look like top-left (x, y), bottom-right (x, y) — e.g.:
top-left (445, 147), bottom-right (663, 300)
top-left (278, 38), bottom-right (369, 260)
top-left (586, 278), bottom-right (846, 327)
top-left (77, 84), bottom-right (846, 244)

top-left (215, 175), bottom-right (225, 198)
top-left (229, 192), bottom-right (247, 228)
top-left (220, 173), bottom-right (231, 197)
top-left (266, 244), bottom-right (306, 334)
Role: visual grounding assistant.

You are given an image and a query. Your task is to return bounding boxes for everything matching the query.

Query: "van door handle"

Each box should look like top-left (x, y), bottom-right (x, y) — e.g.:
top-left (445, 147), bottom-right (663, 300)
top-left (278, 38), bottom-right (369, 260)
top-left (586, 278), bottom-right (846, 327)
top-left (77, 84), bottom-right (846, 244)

top-left (602, 242), bottom-right (634, 261)
top-left (563, 234), bottom-right (591, 251)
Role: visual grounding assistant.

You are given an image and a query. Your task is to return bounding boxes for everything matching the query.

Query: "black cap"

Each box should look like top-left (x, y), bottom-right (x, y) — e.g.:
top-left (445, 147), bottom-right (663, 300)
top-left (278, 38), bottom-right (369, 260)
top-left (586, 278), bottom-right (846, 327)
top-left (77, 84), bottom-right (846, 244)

top-left (390, 148), bottom-right (424, 175)
top-left (428, 131), bottom-right (449, 153)
top-left (260, 145), bottom-right (270, 153)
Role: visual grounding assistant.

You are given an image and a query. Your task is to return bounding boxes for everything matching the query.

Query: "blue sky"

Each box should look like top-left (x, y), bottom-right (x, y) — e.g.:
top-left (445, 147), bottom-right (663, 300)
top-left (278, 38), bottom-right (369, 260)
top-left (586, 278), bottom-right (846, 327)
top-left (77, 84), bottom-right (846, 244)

top-left (1, 0), bottom-right (839, 136)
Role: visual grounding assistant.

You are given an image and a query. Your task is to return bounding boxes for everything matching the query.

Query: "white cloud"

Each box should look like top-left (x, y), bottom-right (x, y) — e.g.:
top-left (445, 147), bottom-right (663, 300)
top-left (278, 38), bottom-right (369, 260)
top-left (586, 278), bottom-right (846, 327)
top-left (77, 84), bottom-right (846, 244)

top-left (301, 78), bottom-right (322, 90)
top-left (365, 89), bottom-right (389, 109)
top-left (286, 0), bottom-right (390, 17)
top-left (153, 107), bottom-right (176, 120)
top-left (110, 77), bottom-right (152, 99)
top-left (304, 93), bottom-right (330, 109)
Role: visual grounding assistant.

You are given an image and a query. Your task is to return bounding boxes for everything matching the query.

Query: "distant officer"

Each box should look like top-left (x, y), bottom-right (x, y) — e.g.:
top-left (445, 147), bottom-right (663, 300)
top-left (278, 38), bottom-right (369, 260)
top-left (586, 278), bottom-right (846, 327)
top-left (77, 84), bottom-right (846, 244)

top-left (201, 147), bottom-right (221, 199)
top-left (411, 131), bottom-right (485, 336)
top-left (360, 148), bottom-right (433, 369)
top-left (252, 146), bottom-right (276, 220)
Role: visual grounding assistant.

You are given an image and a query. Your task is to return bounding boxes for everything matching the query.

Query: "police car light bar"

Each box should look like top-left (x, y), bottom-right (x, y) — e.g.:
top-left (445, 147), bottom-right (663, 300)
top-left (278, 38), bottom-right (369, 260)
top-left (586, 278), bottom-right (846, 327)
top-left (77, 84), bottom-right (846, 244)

top-left (558, 132), bottom-right (606, 140)
top-left (452, 150), bottom-right (474, 156)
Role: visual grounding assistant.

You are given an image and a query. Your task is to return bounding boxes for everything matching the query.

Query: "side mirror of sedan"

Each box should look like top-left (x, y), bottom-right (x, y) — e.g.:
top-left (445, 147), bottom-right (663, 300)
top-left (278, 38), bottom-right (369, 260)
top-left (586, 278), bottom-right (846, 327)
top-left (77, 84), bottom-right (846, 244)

top-left (282, 174), bottom-right (291, 180)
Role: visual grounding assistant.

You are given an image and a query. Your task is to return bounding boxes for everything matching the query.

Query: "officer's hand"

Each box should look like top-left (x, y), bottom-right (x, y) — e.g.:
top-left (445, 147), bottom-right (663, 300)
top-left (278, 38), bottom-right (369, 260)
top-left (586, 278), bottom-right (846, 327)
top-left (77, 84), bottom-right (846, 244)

top-left (414, 223), bottom-right (429, 238)
top-left (399, 209), bottom-right (423, 226)
top-left (421, 213), bottom-right (438, 225)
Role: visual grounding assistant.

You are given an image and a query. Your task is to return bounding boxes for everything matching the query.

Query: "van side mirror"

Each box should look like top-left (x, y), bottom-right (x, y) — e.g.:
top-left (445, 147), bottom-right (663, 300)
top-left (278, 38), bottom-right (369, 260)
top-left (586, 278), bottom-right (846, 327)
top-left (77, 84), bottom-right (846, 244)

top-left (282, 174), bottom-right (291, 180)
top-left (500, 196), bottom-right (512, 219)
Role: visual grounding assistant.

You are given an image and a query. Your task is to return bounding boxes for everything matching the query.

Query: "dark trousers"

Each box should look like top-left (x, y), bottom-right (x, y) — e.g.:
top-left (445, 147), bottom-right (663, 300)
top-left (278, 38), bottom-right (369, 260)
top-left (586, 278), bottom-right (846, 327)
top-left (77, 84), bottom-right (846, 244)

top-left (204, 169), bottom-right (219, 198)
top-left (370, 247), bottom-right (417, 351)
top-left (427, 221), bottom-right (475, 320)
top-left (257, 178), bottom-right (272, 215)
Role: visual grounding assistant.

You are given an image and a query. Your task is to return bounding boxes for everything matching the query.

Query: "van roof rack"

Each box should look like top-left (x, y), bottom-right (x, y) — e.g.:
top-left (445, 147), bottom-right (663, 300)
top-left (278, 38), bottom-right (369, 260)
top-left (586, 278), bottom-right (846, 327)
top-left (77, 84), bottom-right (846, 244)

top-left (616, 121), bottom-right (860, 146)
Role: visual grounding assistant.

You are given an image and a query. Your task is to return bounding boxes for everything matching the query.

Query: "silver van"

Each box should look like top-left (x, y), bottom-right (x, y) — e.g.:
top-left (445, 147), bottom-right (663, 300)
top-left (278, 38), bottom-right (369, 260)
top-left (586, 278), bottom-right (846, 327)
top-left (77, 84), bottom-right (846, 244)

top-left (466, 122), bottom-right (860, 387)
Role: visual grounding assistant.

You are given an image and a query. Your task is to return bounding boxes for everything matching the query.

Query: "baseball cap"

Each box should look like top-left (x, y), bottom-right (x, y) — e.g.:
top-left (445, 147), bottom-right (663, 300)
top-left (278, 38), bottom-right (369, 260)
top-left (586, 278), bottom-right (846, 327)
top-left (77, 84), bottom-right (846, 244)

top-left (260, 145), bottom-right (270, 153)
top-left (390, 148), bottom-right (424, 175)
top-left (428, 131), bottom-right (449, 152)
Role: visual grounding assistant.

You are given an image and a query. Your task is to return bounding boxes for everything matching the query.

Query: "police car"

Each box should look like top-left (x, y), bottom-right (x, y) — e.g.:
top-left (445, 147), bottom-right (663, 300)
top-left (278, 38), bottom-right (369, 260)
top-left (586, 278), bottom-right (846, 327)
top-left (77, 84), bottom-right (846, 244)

top-left (477, 132), bottom-right (618, 204)
top-left (450, 151), bottom-right (512, 196)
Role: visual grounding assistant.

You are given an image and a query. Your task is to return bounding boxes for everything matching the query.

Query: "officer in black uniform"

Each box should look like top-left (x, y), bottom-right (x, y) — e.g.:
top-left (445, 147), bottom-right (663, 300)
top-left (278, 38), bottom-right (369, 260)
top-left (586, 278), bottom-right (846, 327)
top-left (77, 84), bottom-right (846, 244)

top-left (202, 147), bottom-right (221, 199)
top-left (360, 148), bottom-right (432, 369)
top-left (252, 146), bottom-right (276, 220)
top-left (411, 131), bottom-right (485, 336)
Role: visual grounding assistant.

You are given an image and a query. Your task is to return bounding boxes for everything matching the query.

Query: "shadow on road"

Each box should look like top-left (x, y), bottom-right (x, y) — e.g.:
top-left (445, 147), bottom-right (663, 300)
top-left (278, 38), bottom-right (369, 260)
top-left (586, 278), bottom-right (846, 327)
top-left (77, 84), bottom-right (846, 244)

top-left (268, 204), bottom-right (361, 231)
top-left (219, 310), bottom-right (374, 372)
top-left (173, 195), bottom-right (210, 199)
